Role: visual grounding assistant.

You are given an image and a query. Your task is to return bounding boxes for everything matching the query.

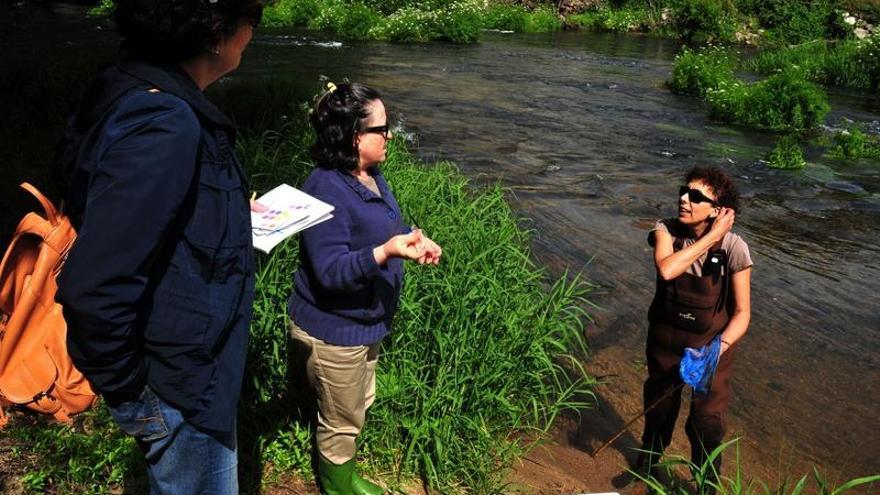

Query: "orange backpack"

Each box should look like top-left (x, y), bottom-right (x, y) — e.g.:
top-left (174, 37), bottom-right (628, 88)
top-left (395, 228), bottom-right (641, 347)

top-left (0, 183), bottom-right (97, 427)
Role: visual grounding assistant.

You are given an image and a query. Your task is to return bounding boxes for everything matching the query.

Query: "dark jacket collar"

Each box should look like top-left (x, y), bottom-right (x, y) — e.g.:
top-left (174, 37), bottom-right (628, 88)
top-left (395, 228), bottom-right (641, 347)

top-left (116, 57), bottom-right (235, 134)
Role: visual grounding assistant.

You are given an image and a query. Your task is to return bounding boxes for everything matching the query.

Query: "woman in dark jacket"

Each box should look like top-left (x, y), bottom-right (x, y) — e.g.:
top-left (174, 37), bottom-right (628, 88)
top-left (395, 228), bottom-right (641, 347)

top-left (639, 166), bottom-right (752, 483)
top-left (55, 1), bottom-right (264, 493)
top-left (288, 82), bottom-right (442, 495)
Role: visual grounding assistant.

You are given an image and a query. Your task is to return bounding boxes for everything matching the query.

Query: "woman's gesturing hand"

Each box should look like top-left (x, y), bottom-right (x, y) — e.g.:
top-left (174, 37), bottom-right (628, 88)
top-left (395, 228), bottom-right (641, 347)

top-left (415, 232), bottom-right (442, 265)
top-left (374, 230), bottom-right (426, 265)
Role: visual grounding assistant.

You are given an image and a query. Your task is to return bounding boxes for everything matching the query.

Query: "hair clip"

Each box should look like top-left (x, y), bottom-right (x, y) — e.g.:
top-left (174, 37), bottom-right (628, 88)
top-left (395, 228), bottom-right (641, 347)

top-left (326, 82), bottom-right (337, 93)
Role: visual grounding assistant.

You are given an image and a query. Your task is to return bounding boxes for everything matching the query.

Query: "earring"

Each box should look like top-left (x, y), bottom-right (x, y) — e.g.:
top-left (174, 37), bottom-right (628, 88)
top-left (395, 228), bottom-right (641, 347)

top-left (212, 46), bottom-right (221, 55)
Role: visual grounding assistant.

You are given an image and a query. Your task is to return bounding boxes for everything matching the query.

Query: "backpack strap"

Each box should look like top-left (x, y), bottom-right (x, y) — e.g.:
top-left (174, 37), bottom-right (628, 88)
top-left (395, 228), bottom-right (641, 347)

top-left (20, 183), bottom-right (60, 227)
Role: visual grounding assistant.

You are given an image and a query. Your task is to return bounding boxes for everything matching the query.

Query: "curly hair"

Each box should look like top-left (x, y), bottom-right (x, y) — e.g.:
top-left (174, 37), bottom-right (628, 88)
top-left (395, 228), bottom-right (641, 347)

top-left (685, 165), bottom-right (741, 213)
top-left (309, 83), bottom-right (383, 172)
top-left (114, 0), bottom-right (265, 62)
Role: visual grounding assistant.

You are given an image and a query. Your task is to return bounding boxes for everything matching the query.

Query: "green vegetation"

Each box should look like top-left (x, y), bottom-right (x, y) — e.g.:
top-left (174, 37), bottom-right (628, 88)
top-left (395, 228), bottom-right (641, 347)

top-left (638, 439), bottom-right (880, 494)
top-left (579, 0), bottom-right (877, 43)
top-left (569, 7), bottom-right (659, 33)
top-left (4, 407), bottom-right (144, 494)
top-left (767, 135), bottom-right (807, 169)
top-left (672, 0), bottom-right (739, 41)
top-left (823, 125), bottom-right (880, 160)
top-left (670, 46), bottom-right (736, 97)
top-left (671, 47), bottom-right (831, 131)
top-left (744, 35), bottom-right (880, 90)
top-left (86, 0), bottom-right (880, 49)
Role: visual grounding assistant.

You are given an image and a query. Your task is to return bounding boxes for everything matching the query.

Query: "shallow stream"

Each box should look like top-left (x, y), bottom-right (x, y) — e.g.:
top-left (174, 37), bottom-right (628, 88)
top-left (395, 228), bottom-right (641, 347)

top-left (9, 4), bottom-right (880, 487)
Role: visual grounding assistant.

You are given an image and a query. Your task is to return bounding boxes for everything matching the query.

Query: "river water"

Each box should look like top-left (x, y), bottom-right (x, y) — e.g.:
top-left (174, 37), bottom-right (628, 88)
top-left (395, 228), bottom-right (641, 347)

top-left (8, 4), bottom-right (880, 488)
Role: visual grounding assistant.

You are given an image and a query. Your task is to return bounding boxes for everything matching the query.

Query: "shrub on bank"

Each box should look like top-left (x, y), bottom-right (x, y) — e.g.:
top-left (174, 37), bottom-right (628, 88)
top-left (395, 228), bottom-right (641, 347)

top-left (371, 1), bottom-right (482, 43)
top-left (483, 3), bottom-right (529, 31)
top-left (569, 7), bottom-right (659, 33)
top-left (672, 0), bottom-right (738, 41)
top-left (524, 6), bottom-right (564, 32)
top-left (262, 0), bottom-right (322, 27)
top-left (735, 0), bottom-right (842, 44)
top-left (309, 0), bottom-right (381, 39)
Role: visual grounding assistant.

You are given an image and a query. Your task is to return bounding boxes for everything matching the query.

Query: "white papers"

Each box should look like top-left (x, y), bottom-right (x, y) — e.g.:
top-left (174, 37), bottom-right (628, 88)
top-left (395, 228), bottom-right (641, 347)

top-left (251, 184), bottom-right (334, 254)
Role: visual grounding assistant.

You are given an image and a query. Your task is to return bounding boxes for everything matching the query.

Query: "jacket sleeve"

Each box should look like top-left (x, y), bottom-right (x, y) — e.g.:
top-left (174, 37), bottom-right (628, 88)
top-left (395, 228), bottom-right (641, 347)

top-left (299, 183), bottom-right (381, 292)
top-left (57, 91), bottom-right (201, 404)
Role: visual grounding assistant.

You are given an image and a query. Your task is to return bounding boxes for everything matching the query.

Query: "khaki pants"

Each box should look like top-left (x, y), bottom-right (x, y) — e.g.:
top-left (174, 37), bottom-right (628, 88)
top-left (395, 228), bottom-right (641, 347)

top-left (289, 321), bottom-right (380, 465)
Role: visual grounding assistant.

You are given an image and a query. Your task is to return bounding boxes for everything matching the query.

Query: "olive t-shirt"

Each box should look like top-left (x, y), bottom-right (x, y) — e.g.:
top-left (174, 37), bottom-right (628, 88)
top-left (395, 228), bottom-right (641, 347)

top-left (649, 219), bottom-right (753, 277)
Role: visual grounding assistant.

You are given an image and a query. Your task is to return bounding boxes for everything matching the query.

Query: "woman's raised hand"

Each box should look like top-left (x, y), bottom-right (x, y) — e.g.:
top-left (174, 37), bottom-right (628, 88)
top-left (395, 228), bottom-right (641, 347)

top-left (709, 207), bottom-right (735, 241)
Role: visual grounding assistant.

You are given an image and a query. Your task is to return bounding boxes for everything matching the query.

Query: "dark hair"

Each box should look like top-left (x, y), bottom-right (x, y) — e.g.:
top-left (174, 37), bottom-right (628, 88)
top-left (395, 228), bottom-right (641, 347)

top-left (309, 83), bottom-right (383, 171)
top-left (685, 165), bottom-right (741, 213)
top-left (114, 0), bottom-right (265, 62)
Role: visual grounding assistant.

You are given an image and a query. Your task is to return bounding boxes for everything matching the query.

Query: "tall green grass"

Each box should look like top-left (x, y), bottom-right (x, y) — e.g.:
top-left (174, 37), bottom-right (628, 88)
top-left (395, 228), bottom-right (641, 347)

top-left (636, 439), bottom-right (880, 495)
top-left (744, 36), bottom-right (880, 90)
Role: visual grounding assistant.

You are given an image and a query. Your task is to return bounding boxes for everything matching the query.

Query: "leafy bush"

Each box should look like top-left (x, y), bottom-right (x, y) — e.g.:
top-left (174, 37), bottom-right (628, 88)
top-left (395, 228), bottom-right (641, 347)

top-left (569, 7), bottom-right (657, 33)
top-left (707, 70), bottom-right (830, 130)
top-left (672, 0), bottom-right (739, 41)
top-left (372, 6), bottom-right (440, 41)
top-left (670, 46), bottom-right (736, 96)
top-left (524, 7), bottom-right (564, 33)
top-left (310, 0), bottom-right (380, 39)
top-left (482, 3), bottom-right (529, 32)
top-left (361, 0), bottom-right (417, 15)
top-left (372, 1), bottom-right (481, 43)
top-left (262, 0), bottom-right (322, 27)
top-left (736, 0), bottom-right (838, 44)
top-left (437, 1), bottom-right (484, 43)
top-left (860, 34), bottom-right (880, 89)
top-left (767, 134), bottom-right (807, 169)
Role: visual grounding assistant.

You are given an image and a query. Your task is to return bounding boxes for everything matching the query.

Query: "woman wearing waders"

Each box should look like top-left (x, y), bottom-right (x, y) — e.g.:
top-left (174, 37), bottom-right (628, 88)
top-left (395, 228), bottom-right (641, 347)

top-left (638, 166), bottom-right (752, 485)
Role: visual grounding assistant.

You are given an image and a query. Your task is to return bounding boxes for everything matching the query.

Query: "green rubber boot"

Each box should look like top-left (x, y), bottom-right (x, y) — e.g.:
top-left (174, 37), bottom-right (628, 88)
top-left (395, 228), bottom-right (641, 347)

top-left (318, 456), bottom-right (355, 495)
top-left (352, 472), bottom-right (385, 495)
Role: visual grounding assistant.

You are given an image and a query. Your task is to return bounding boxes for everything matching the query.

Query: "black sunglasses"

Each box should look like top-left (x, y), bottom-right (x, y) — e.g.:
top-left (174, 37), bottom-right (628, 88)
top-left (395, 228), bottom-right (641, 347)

top-left (361, 124), bottom-right (390, 139)
top-left (679, 185), bottom-right (717, 205)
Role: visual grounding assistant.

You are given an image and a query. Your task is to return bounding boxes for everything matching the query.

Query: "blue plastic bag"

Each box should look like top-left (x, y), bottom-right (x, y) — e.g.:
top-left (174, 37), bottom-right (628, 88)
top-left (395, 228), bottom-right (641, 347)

top-left (679, 334), bottom-right (722, 396)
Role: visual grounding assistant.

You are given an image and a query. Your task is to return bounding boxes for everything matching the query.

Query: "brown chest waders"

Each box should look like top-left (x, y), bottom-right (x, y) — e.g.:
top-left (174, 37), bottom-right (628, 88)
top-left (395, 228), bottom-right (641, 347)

top-left (640, 246), bottom-right (734, 475)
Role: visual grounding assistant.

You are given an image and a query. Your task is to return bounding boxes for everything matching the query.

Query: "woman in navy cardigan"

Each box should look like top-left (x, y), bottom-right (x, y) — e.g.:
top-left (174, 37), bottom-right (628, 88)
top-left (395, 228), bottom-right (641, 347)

top-left (288, 82), bottom-right (442, 495)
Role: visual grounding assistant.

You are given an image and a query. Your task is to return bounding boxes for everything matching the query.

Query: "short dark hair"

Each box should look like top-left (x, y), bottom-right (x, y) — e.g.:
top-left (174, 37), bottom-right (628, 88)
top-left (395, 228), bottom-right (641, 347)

top-left (114, 0), bottom-right (265, 63)
top-left (685, 165), bottom-right (741, 213)
top-left (309, 83), bottom-right (383, 172)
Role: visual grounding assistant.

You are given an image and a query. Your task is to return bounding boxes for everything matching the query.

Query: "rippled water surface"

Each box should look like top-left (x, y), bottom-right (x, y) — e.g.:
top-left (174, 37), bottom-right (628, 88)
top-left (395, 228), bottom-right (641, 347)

top-left (10, 5), bottom-right (880, 486)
